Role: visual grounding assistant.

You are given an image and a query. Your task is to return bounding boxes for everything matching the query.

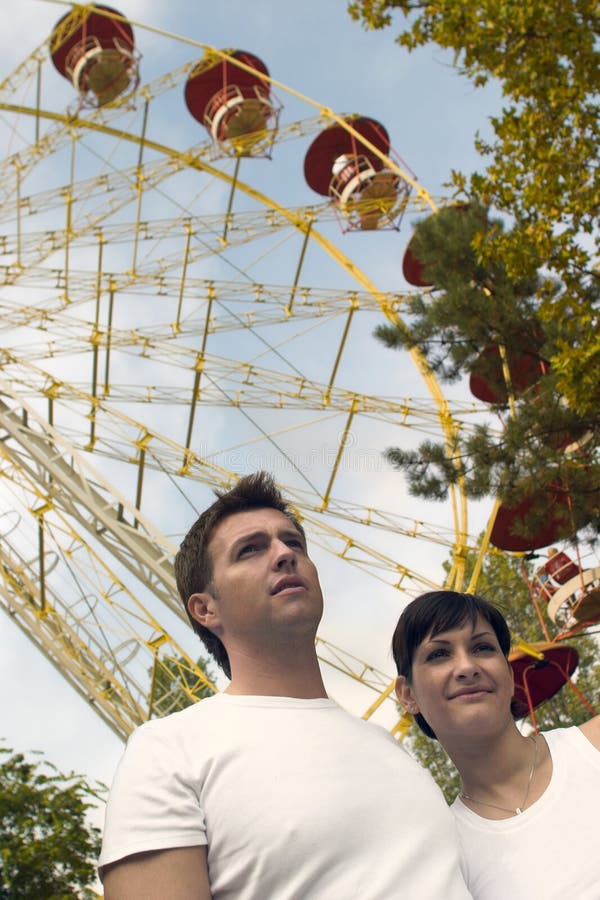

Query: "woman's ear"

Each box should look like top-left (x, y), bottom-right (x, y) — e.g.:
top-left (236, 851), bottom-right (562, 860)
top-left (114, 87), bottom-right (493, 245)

top-left (188, 591), bottom-right (220, 631)
top-left (395, 675), bottom-right (419, 714)
top-left (506, 657), bottom-right (515, 693)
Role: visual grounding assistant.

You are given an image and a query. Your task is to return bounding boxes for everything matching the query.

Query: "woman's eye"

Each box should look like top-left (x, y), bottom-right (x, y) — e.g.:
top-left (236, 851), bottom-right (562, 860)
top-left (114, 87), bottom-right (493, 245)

top-left (425, 648), bottom-right (448, 662)
top-left (474, 643), bottom-right (497, 653)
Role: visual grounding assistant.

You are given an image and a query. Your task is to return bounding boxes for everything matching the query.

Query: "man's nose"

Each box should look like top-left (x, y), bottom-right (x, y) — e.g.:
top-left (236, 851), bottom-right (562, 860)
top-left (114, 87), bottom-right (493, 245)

top-left (272, 539), bottom-right (297, 568)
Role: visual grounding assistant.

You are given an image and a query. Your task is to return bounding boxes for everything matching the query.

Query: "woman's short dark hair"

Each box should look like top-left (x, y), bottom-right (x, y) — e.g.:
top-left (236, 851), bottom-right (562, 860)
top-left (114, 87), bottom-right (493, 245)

top-left (392, 590), bottom-right (513, 739)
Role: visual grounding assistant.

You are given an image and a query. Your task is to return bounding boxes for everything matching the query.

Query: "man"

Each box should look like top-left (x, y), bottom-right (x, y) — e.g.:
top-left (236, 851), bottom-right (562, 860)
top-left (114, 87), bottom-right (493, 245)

top-left (99, 472), bottom-right (471, 898)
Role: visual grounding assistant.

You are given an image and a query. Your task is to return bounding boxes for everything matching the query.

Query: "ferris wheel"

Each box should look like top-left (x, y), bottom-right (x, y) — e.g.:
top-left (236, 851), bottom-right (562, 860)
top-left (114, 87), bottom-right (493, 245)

top-left (1, 5), bottom-right (592, 742)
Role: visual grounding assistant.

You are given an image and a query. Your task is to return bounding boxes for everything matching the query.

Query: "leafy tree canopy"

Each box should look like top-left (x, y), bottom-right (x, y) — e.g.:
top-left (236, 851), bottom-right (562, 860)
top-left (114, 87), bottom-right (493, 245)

top-left (403, 547), bottom-right (600, 801)
top-left (0, 746), bottom-right (102, 899)
top-left (348, 0), bottom-right (600, 415)
top-left (150, 653), bottom-right (217, 718)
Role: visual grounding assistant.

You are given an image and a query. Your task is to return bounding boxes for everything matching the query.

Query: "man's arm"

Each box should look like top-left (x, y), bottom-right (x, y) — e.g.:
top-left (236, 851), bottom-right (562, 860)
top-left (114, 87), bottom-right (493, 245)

top-left (579, 714), bottom-right (600, 751)
top-left (102, 846), bottom-right (211, 900)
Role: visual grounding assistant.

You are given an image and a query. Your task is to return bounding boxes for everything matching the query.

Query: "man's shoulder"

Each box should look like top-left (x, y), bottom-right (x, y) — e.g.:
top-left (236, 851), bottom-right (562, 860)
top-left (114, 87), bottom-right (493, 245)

top-left (326, 705), bottom-right (414, 757)
top-left (131, 694), bottom-right (223, 743)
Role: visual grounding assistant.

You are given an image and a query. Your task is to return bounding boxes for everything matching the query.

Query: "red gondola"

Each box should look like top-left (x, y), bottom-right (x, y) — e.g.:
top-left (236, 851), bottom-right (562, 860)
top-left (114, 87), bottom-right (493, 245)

top-left (402, 231), bottom-right (435, 287)
top-left (401, 204), bottom-right (471, 287)
top-left (304, 116), bottom-right (408, 231)
top-left (545, 548), bottom-right (579, 584)
top-left (509, 641), bottom-right (578, 718)
top-left (184, 50), bottom-right (279, 156)
top-left (50, 4), bottom-right (139, 107)
top-left (490, 490), bottom-right (574, 552)
top-left (469, 339), bottom-right (547, 405)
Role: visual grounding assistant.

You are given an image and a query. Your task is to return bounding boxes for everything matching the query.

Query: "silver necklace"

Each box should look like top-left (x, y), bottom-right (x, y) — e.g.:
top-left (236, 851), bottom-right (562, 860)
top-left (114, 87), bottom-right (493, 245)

top-left (460, 735), bottom-right (538, 816)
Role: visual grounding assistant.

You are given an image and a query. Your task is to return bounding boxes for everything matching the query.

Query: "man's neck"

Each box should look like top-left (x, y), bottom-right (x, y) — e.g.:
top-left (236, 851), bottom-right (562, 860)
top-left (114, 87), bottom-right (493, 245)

top-left (224, 646), bottom-right (327, 698)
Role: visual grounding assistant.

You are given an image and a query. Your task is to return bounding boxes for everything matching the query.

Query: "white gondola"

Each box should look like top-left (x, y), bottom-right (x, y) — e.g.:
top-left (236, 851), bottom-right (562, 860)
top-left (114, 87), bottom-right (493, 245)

top-left (546, 566), bottom-right (600, 627)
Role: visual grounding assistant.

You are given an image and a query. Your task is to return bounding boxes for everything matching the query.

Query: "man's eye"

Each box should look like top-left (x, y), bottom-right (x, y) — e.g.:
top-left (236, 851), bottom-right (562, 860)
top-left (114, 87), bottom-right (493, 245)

top-left (238, 543), bottom-right (258, 557)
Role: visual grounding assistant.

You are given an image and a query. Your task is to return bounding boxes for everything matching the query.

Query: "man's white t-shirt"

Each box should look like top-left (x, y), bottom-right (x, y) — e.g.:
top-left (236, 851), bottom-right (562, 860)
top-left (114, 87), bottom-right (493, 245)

top-left (100, 694), bottom-right (471, 899)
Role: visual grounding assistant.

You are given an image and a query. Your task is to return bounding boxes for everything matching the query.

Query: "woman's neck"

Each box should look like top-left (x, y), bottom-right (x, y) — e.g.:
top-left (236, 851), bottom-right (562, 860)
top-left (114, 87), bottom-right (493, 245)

top-left (446, 725), bottom-right (534, 797)
top-left (445, 725), bottom-right (552, 818)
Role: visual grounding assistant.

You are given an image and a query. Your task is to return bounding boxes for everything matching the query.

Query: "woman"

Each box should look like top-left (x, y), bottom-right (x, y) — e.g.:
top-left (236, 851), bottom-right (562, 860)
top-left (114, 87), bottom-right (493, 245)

top-left (392, 590), bottom-right (600, 900)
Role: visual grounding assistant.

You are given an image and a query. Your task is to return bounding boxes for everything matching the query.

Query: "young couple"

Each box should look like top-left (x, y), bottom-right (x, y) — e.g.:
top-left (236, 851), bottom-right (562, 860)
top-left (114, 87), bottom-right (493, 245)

top-left (99, 472), bottom-right (599, 898)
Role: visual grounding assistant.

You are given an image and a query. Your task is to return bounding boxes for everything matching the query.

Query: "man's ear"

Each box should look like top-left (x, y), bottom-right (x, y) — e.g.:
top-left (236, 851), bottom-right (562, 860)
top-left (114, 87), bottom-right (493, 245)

top-left (395, 675), bottom-right (419, 714)
top-left (187, 591), bottom-right (220, 631)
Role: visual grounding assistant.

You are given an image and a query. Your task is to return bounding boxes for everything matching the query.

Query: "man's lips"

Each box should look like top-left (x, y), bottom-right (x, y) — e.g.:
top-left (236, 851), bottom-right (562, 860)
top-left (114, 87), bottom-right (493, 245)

top-left (271, 576), bottom-right (307, 595)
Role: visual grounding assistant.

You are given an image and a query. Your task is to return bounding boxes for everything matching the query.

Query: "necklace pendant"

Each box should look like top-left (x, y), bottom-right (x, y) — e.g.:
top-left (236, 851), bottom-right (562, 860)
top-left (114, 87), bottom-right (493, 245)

top-left (515, 807), bottom-right (522, 815)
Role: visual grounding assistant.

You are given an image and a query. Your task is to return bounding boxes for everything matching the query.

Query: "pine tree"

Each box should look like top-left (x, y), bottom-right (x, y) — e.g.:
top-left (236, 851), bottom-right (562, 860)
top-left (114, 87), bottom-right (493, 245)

top-left (376, 202), bottom-right (599, 543)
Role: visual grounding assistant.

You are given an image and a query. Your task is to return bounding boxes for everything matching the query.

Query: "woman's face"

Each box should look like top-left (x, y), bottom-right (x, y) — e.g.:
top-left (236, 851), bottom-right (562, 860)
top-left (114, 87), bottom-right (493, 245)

top-left (396, 614), bottom-right (514, 743)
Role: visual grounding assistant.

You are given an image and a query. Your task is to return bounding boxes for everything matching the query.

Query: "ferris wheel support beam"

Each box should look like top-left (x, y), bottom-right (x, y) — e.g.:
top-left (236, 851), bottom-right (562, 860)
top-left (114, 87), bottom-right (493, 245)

top-left (15, 163), bottom-right (22, 267)
top-left (131, 99), bottom-right (150, 275)
top-left (325, 297), bottom-right (358, 403)
top-left (184, 286), bottom-right (215, 456)
top-left (0, 539), bottom-right (146, 738)
top-left (89, 232), bottom-right (105, 442)
top-left (288, 217), bottom-right (313, 315)
top-left (222, 156), bottom-right (241, 244)
top-left (321, 397), bottom-right (358, 512)
top-left (0, 391), bottom-right (180, 614)
top-left (175, 223), bottom-right (194, 332)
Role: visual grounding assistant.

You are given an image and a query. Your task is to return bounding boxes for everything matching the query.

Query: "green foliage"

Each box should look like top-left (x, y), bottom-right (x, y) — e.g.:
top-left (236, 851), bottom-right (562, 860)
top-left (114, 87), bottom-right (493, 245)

top-left (407, 729), bottom-right (461, 804)
top-left (375, 203), bottom-right (599, 542)
top-left (0, 746), bottom-right (102, 899)
top-left (348, 0), bottom-right (600, 416)
top-left (403, 548), bottom-right (600, 799)
top-left (374, 202), bottom-right (545, 382)
top-left (150, 653), bottom-right (217, 718)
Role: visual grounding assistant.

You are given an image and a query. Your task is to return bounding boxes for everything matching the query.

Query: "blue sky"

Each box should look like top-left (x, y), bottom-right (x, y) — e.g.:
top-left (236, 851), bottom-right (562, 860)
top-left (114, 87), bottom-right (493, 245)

top-left (0, 0), bottom-right (512, 813)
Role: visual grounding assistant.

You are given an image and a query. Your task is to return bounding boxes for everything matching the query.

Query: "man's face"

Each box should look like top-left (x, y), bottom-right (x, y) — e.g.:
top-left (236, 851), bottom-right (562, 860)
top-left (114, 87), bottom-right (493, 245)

top-left (189, 507), bottom-right (323, 650)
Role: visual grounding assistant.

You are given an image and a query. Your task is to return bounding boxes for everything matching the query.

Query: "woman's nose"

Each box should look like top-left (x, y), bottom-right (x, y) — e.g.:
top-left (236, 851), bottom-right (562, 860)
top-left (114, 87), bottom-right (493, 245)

top-left (454, 650), bottom-right (481, 678)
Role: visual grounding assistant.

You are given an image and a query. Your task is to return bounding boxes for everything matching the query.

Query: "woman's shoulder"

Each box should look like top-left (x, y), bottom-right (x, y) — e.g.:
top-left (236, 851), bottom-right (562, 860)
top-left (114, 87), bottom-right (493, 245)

top-left (578, 715), bottom-right (600, 751)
